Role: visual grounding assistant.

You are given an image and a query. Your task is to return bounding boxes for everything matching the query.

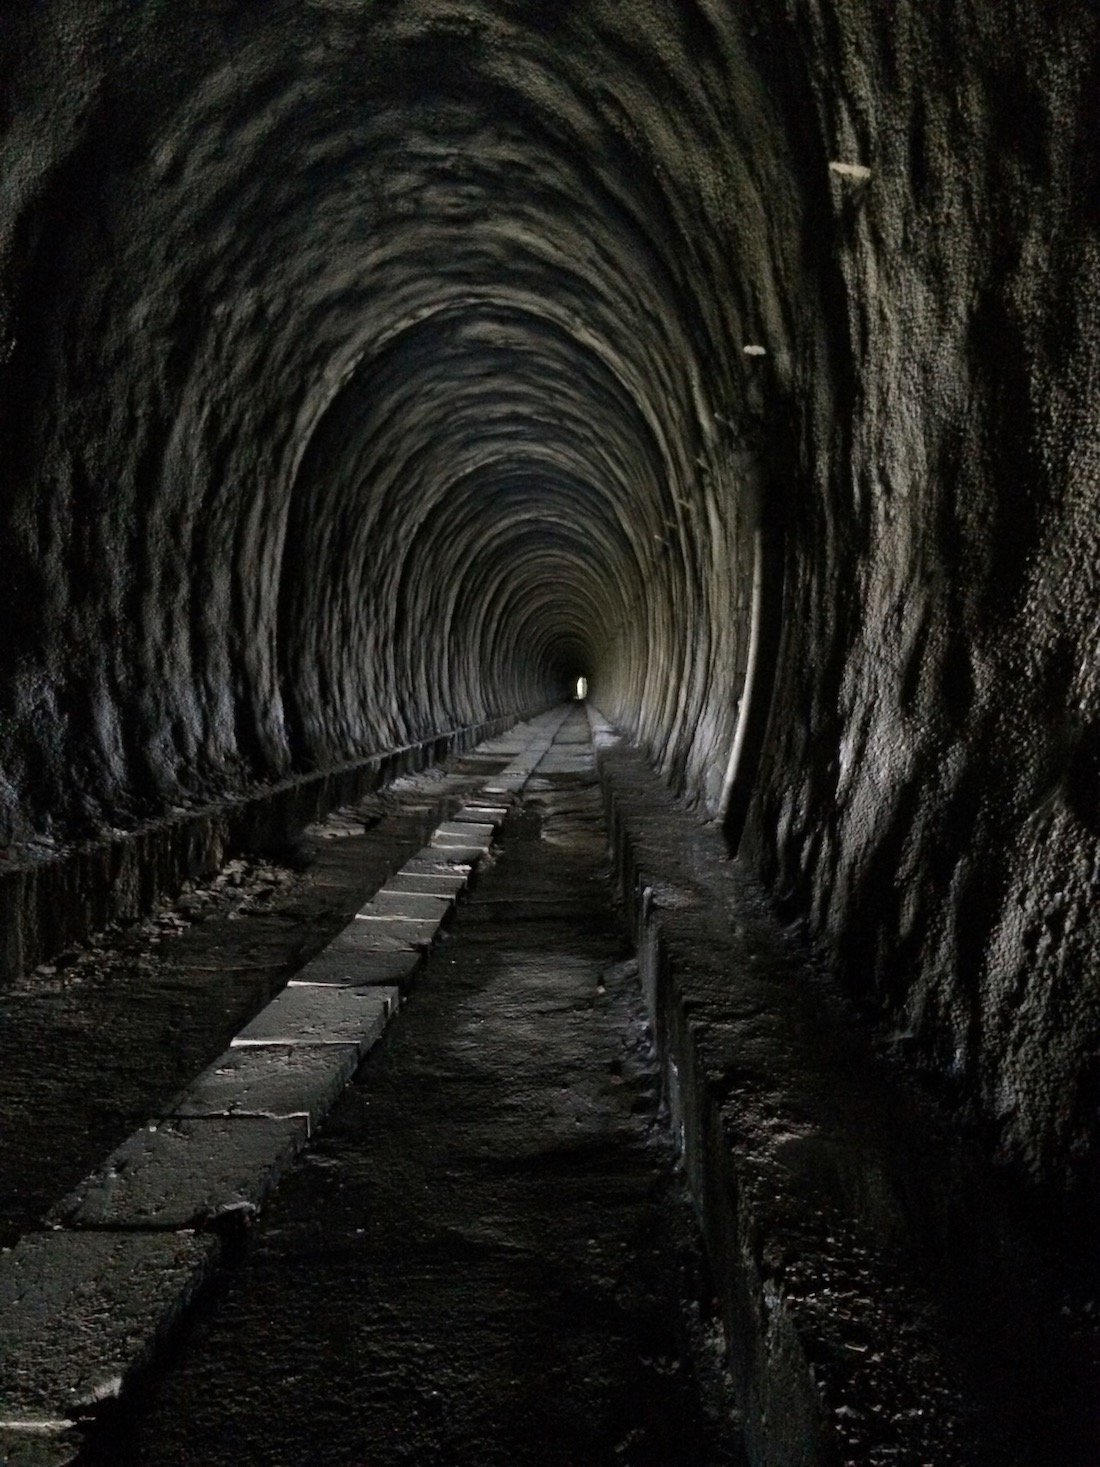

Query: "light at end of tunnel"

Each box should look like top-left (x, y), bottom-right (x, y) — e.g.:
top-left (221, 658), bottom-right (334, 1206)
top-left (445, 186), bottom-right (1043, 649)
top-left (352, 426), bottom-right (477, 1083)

top-left (574, 676), bottom-right (588, 701)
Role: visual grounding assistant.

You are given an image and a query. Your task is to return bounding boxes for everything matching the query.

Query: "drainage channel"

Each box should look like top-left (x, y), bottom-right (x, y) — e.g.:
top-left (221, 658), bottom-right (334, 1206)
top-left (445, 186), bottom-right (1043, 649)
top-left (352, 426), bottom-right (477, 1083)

top-left (0, 708), bottom-right (574, 1467)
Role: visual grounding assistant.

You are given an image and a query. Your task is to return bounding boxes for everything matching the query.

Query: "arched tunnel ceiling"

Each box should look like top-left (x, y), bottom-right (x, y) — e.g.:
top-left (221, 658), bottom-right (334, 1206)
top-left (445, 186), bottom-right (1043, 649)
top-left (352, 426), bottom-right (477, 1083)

top-left (2, 0), bottom-right (1100, 1206)
top-left (1, 0), bottom-right (787, 831)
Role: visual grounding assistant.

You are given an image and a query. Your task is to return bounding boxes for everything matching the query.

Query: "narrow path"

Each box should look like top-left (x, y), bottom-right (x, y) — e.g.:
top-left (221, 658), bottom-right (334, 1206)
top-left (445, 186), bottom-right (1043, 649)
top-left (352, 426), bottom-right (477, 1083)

top-left (77, 708), bottom-right (741, 1466)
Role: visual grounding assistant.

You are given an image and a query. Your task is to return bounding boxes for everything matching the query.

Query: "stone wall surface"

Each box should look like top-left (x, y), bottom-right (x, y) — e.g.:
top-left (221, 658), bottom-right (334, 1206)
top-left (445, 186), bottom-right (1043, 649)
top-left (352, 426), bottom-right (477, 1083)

top-left (737, 0), bottom-right (1100, 1225)
top-left (0, 0), bottom-right (1097, 1257)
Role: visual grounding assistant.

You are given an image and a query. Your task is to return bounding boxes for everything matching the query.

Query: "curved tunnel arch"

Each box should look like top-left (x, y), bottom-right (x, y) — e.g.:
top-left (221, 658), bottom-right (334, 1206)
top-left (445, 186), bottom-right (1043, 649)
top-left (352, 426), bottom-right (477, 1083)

top-left (274, 283), bottom-right (709, 774)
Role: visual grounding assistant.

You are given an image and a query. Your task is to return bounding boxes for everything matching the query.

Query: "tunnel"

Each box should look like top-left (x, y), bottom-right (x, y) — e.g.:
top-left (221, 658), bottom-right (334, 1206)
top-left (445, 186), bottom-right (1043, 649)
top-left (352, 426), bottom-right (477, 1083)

top-left (1, 2), bottom-right (1099, 1463)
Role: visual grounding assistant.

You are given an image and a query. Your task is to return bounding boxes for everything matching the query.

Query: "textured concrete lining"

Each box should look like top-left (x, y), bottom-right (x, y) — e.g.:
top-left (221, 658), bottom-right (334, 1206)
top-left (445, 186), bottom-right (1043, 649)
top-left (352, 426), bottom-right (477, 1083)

top-left (0, 710), bottom-right (541, 988)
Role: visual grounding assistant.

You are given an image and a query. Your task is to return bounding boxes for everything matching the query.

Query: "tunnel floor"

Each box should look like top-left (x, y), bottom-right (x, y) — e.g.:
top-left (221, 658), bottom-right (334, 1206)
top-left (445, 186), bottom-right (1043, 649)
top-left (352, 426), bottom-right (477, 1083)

top-left (38, 709), bottom-right (744, 1465)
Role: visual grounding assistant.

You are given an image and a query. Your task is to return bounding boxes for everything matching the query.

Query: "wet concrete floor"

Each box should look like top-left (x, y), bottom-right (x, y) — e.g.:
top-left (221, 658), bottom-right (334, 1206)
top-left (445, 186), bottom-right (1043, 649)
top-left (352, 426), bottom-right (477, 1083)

top-left (67, 711), bottom-right (742, 1465)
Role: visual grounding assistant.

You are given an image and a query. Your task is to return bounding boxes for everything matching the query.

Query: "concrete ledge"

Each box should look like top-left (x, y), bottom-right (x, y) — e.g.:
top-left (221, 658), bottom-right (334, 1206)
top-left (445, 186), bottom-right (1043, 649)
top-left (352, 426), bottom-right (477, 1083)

top-left (349, 913), bottom-right (441, 947)
top-left (0, 707), bottom-right (545, 988)
top-left (166, 1043), bottom-right (361, 1131)
top-left (385, 870), bottom-right (468, 899)
top-left (359, 889), bottom-right (453, 920)
top-left (321, 923), bottom-right (421, 958)
top-left (231, 984), bottom-right (398, 1051)
top-left (591, 728), bottom-right (1095, 1467)
top-left (47, 1117), bottom-right (309, 1230)
top-left (433, 821), bottom-right (495, 844)
top-left (410, 846), bottom-right (481, 868)
top-left (0, 1231), bottom-right (219, 1431)
top-left (293, 948), bottom-right (422, 989)
top-left (403, 854), bottom-right (474, 875)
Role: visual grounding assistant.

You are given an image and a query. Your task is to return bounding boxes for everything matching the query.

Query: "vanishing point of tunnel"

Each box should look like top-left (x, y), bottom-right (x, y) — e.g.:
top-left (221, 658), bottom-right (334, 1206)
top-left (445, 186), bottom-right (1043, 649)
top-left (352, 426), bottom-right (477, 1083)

top-left (0, 2), bottom-right (1099, 1464)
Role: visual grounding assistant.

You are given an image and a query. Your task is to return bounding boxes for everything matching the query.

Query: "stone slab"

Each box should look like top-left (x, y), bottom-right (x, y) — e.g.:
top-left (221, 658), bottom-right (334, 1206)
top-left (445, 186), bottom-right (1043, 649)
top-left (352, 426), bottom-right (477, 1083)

top-left (429, 833), bottom-right (492, 854)
top-left (0, 710), bottom-right (526, 992)
top-left (320, 926), bottom-right (425, 961)
top-left (405, 852), bottom-right (474, 873)
top-left (0, 1231), bottom-right (219, 1429)
top-left (348, 913), bottom-right (442, 946)
top-left (593, 737), bottom-right (1017, 1467)
top-left (454, 804), bottom-right (508, 825)
top-left (434, 820), bottom-right (495, 842)
top-left (385, 870), bottom-right (468, 898)
top-left (358, 889), bottom-right (452, 921)
top-left (425, 840), bottom-right (490, 863)
top-left (296, 946), bottom-right (422, 986)
top-left (411, 845), bottom-right (482, 867)
top-left (538, 753), bottom-right (592, 771)
top-left (48, 1116), bottom-right (308, 1230)
top-left (166, 1043), bottom-right (359, 1132)
top-left (232, 982), bottom-right (399, 1051)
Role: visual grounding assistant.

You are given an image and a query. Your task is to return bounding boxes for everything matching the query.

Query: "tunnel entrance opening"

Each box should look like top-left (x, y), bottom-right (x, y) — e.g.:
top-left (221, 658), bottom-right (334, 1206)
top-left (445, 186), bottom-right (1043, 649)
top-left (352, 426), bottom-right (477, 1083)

top-left (573, 676), bottom-right (588, 701)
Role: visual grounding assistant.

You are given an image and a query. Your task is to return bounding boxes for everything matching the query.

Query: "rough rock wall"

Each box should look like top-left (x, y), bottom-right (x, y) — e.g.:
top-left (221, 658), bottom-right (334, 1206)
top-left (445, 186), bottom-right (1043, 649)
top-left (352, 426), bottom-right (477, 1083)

top-left (739, 0), bottom-right (1100, 1222)
top-left (1, 0), bottom-right (1097, 1227)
